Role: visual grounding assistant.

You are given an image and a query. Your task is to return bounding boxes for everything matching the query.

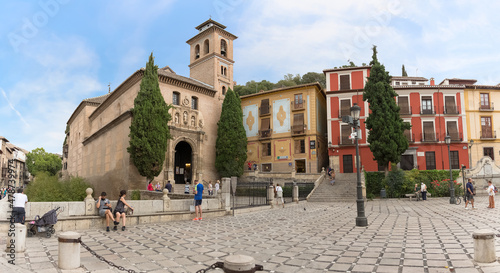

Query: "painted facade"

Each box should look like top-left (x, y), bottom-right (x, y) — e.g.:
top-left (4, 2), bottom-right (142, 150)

top-left (240, 83), bottom-right (328, 173)
top-left (325, 66), bottom-right (469, 173)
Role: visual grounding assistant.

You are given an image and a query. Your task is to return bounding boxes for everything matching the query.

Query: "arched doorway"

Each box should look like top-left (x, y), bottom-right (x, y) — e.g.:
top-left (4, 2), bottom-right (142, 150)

top-left (174, 141), bottom-right (192, 184)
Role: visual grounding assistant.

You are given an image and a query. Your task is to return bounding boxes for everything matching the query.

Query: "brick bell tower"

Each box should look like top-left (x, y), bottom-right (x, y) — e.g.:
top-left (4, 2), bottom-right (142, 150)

top-left (186, 19), bottom-right (237, 97)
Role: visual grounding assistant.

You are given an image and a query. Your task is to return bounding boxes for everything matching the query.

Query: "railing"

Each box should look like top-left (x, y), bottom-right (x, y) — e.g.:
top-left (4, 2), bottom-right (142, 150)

top-left (479, 102), bottom-right (494, 111)
top-left (446, 132), bottom-right (463, 142)
top-left (443, 105), bottom-right (459, 114)
top-left (421, 132), bottom-right (439, 142)
top-left (259, 129), bottom-right (272, 139)
top-left (339, 108), bottom-right (350, 118)
top-left (404, 133), bottom-right (415, 143)
top-left (339, 136), bottom-right (354, 145)
top-left (291, 100), bottom-right (305, 111)
top-left (400, 106), bottom-right (412, 115)
top-left (233, 183), bottom-right (269, 209)
top-left (420, 106), bottom-right (436, 115)
top-left (259, 105), bottom-right (271, 116)
top-left (292, 124), bottom-right (306, 136)
top-left (480, 130), bottom-right (497, 139)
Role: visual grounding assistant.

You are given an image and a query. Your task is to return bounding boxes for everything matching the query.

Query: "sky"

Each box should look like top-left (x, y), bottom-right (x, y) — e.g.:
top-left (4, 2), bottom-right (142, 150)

top-left (1, 0), bottom-right (500, 154)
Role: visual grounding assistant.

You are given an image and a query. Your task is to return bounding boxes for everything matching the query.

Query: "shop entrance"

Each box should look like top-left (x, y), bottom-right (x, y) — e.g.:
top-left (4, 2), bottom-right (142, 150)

top-left (174, 141), bottom-right (192, 184)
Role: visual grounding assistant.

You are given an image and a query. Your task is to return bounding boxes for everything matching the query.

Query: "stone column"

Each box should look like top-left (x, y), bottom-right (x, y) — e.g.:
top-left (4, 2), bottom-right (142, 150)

top-left (162, 189), bottom-right (171, 211)
top-left (58, 231), bottom-right (81, 270)
top-left (84, 188), bottom-right (96, 216)
top-left (5, 223), bottom-right (27, 253)
top-left (220, 177), bottom-right (231, 211)
top-left (473, 230), bottom-right (496, 263)
top-left (292, 185), bottom-right (299, 203)
top-left (267, 185), bottom-right (275, 208)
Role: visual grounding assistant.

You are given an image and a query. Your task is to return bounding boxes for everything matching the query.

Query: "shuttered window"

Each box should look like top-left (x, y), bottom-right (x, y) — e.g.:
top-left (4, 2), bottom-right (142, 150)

top-left (262, 143), bottom-right (271, 156)
top-left (398, 97), bottom-right (409, 114)
top-left (260, 99), bottom-right (270, 115)
top-left (340, 100), bottom-right (351, 117)
top-left (425, 152), bottom-right (436, 170)
top-left (450, 151), bottom-right (459, 169)
top-left (446, 121), bottom-right (459, 141)
top-left (341, 125), bottom-right (351, 144)
top-left (340, 75), bottom-right (350, 90)
top-left (261, 118), bottom-right (270, 130)
top-left (294, 139), bottom-right (305, 154)
top-left (423, 121), bottom-right (435, 141)
top-left (445, 96), bottom-right (456, 114)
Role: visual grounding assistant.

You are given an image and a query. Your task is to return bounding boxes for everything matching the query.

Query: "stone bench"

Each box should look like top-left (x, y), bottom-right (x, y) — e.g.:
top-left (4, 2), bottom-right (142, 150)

top-left (405, 192), bottom-right (431, 201)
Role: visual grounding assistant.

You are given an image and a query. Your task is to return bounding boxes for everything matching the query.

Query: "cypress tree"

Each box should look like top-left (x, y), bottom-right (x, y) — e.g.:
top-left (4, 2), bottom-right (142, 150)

top-left (128, 53), bottom-right (172, 182)
top-left (215, 88), bottom-right (247, 177)
top-left (363, 46), bottom-right (411, 174)
top-left (402, 64), bottom-right (408, 76)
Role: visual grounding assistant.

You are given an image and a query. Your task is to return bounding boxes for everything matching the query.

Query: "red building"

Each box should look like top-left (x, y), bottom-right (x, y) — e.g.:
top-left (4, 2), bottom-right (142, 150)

top-left (324, 66), bottom-right (470, 173)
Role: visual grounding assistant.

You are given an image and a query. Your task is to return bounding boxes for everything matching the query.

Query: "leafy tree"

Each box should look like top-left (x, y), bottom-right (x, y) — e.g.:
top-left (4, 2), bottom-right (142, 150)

top-left (25, 173), bottom-right (92, 201)
top-left (234, 72), bottom-right (326, 96)
top-left (215, 88), bottom-right (247, 177)
top-left (363, 46), bottom-right (411, 174)
top-left (402, 64), bottom-right (408, 76)
top-left (384, 164), bottom-right (405, 198)
top-left (26, 147), bottom-right (62, 176)
top-left (128, 53), bottom-right (172, 182)
top-left (301, 72), bottom-right (326, 89)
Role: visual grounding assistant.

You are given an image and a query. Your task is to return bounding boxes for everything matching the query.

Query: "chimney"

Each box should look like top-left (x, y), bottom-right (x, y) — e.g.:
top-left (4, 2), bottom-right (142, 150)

top-left (430, 77), bottom-right (435, 86)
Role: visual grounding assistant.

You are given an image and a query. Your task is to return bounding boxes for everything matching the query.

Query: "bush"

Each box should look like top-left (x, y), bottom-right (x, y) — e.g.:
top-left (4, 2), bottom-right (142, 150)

top-left (430, 179), bottom-right (463, 197)
top-left (365, 171), bottom-right (385, 197)
top-left (384, 164), bottom-right (405, 198)
top-left (25, 172), bottom-right (93, 202)
top-left (131, 190), bottom-right (141, 200)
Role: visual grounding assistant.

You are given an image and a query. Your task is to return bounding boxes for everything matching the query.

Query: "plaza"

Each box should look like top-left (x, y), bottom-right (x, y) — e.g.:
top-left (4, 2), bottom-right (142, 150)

top-left (3, 196), bottom-right (500, 273)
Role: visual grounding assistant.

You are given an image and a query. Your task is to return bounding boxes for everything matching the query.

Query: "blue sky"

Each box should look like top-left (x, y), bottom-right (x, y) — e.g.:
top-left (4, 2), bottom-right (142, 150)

top-left (1, 0), bottom-right (500, 154)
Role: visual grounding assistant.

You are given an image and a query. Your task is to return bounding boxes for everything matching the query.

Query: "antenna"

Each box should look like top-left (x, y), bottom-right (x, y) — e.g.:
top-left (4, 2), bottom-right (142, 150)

top-left (108, 82), bottom-right (111, 93)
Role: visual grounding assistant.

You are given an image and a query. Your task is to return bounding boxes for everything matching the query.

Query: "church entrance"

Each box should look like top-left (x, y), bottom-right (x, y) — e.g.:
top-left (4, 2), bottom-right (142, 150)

top-left (174, 141), bottom-right (192, 184)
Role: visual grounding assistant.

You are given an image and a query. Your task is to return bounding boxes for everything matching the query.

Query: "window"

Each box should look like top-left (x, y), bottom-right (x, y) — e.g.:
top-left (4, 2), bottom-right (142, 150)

top-left (446, 121), bottom-right (459, 141)
top-left (425, 152), bottom-right (436, 170)
top-left (484, 147), bottom-right (494, 160)
top-left (260, 99), bottom-right (270, 116)
top-left (220, 39), bottom-right (227, 56)
top-left (444, 96), bottom-right (457, 114)
top-left (481, 117), bottom-right (492, 138)
top-left (412, 81), bottom-right (416, 85)
top-left (450, 151), bottom-right (459, 169)
top-left (395, 82), bottom-right (400, 86)
top-left (404, 129), bottom-right (412, 142)
top-left (341, 125), bottom-right (352, 144)
top-left (421, 96), bottom-right (433, 114)
top-left (339, 75), bottom-right (350, 90)
top-left (203, 39), bottom-right (209, 54)
top-left (294, 139), bottom-right (305, 154)
top-left (422, 121), bottom-right (435, 141)
top-left (398, 96), bottom-right (410, 115)
top-left (400, 155), bottom-right (414, 170)
top-left (222, 86), bottom-right (226, 95)
top-left (343, 155), bottom-right (353, 173)
top-left (262, 163), bottom-right (272, 172)
top-left (262, 142), bottom-right (271, 157)
top-left (173, 92), bottom-right (180, 105)
top-left (340, 99), bottom-right (351, 117)
top-left (195, 44), bottom-right (200, 59)
top-left (191, 97), bottom-right (198, 110)
top-left (480, 93), bottom-right (490, 109)
top-left (292, 113), bottom-right (305, 135)
top-left (260, 118), bottom-right (271, 138)
top-left (294, 93), bottom-right (303, 109)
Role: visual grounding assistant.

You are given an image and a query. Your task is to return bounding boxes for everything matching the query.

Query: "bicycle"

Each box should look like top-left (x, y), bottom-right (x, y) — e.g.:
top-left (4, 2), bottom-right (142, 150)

top-left (454, 196), bottom-right (464, 205)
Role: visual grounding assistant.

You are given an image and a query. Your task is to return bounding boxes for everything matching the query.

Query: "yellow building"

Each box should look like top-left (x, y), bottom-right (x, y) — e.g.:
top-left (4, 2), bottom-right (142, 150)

top-left (240, 83), bottom-right (328, 173)
top-left (464, 82), bottom-right (500, 167)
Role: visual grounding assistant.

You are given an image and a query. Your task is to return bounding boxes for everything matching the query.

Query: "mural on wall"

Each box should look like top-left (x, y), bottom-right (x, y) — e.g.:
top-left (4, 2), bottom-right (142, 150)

top-left (243, 104), bottom-right (258, 137)
top-left (273, 99), bottom-right (290, 134)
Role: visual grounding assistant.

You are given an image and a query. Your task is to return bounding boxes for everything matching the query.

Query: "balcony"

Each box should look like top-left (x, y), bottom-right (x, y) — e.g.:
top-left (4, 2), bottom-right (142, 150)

top-left (420, 106), bottom-right (436, 115)
top-left (339, 109), bottom-right (351, 118)
top-left (338, 136), bottom-right (354, 146)
top-left (259, 129), bottom-right (272, 139)
top-left (443, 105), bottom-right (459, 114)
top-left (259, 105), bottom-right (271, 116)
top-left (480, 130), bottom-right (497, 140)
top-left (404, 132), bottom-right (415, 143)
top-left (447, 132), bottom-right (463, 142)
top-left (400, 106), bottom-right (412, 116)
top-left (479, 102), bottom-right (494, 111)
top-left (292, 124), bottom-right (307, 136)
top-left (291, 100), bottom-right (305, 111)
top-left (421, 132), bottom-right (439, 142)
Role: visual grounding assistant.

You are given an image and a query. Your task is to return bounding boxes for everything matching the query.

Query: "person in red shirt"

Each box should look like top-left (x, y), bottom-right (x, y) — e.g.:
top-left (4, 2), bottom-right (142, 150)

top-left (147, 181), bottom-right (154, 191)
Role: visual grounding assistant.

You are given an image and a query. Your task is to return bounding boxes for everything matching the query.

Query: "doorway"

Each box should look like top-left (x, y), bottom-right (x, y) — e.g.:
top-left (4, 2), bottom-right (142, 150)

top-left (400, 155), bottom-right (414, 170)
top-left (174, 141), bottom-right (192, 184)
top-left (343, 155), bottom-right (353, 173)
top-left (295, 159), bottom-right (306, 173)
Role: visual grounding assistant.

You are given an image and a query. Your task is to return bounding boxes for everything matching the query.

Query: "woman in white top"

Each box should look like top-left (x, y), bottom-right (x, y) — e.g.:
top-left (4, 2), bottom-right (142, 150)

top-left (487, 180), bottom-right (495, 208)
top-left (275, 184), bottom-right (284, 208)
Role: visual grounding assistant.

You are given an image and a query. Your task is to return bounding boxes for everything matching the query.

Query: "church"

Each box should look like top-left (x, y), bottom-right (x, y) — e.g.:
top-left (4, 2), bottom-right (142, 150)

top-left (62, 19), bottom-right (237, 195)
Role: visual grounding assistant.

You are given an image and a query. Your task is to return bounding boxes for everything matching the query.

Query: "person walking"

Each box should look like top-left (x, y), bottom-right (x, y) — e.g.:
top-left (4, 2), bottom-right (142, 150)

top-left (487, 180), bottom-right (495, 208)
top-left (421, 182), bottom-right (428, 201)
top-left (275, 184), bottom-right (284, 208)
top-left (465, 178), bottom-right (475, 209)
top-left (114, 190), bottom-right (134, 231)
top-left (96, 192), bottom-right (118, 232)
top-left (13, 188), bottom-right (28, 224)
top-left (193, 180), bottom-right (204, 221)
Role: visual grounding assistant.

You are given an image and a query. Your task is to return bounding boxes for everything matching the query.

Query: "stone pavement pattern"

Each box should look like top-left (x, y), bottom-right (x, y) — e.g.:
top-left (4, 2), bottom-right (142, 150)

top-left (3, 196), bottom-right (500, 273)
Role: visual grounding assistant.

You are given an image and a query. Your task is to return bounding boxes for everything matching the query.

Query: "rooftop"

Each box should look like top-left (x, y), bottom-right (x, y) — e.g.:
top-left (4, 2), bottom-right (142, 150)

top-left (391, 76), bottom-right (428, 81)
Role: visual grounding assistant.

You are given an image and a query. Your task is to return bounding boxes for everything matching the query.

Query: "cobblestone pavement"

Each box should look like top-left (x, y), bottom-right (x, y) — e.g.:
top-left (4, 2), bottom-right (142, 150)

top-left (5, 196), bottom-right (500, 273)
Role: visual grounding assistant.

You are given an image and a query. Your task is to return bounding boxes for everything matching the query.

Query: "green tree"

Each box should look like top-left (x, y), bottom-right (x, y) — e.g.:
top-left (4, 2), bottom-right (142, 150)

top-left (402, 64), bottom-right (408, 76)
top-left (127, 53), bottom-right (172, 182)
top-left (301, 72), bottom-right (326, 89)
top-left (363, 46), bottom-right (411, 174)
top-left (26, 147), bottom-right (62, 176)
top-left (215, 88), bottom-right (247, 177)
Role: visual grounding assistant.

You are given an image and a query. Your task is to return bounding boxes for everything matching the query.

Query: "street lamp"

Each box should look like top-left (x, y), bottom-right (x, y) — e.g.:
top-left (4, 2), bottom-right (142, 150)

top-left (445, 135), bottom-right (455, 204)
top-left (350, 103), bottom-right (368, 227)
top-left (468, 139), bottom-right (474, 168)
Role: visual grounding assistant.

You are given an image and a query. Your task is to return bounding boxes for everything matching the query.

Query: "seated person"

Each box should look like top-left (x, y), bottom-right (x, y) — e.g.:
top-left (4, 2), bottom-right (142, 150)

top-left (114, 190), bottom-right (134, 231)
top-left (96, 192), bottom-right (118, 232)
top-left (414, 183), bottom-right (421, 201)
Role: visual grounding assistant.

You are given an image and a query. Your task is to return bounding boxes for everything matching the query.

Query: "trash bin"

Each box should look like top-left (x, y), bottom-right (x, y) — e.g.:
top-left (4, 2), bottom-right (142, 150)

top-left (380, 189), bottom-right (386, 198)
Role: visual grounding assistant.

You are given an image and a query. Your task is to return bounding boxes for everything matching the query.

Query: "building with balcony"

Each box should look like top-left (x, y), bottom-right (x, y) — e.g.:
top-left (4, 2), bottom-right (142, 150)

top-left (325, 66), bottom-right (469, 173)
top-left (0, 136), bottom-right (30, 188)
top-left (464, 82), bottom-right (500, 167)
top-left (240, 83), bottom-right (328, 173)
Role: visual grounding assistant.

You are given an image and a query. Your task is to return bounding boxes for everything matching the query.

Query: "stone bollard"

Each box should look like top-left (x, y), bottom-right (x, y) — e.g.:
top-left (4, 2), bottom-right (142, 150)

top-left (223, 255), bottom-right (263, 272)
top-left (84, 188), bottom-right (96, 216)
top-left (5, 223), bottom-right (27, 253)
top-left (267, 185), bottom-right (275, 208)
top-left (292, 185), bottom-right (299, 203)
top-left (163, 189), bottom-right (171, 211)
top-left (58, 231), bottom-right (81, 270)
top-left (472, 230), bottom-right (496, 263)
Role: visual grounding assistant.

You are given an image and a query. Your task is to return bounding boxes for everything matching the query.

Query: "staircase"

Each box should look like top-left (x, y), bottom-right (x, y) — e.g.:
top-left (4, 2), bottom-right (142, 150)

top-left (307, 173), bottom-right (358, 202)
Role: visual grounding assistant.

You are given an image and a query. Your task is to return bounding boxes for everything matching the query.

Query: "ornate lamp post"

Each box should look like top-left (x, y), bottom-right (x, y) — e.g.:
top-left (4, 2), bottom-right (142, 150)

top-left (468, 139), bottom-right (474, 168)
top-left (445, 135), bottom-right (455, 204)
top-left (351, 103), bottom-right (368, 227)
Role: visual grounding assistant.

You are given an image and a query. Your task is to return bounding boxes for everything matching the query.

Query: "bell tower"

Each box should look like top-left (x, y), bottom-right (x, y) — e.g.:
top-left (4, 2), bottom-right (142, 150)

top-left (187, 19), bottom-right (237, 96)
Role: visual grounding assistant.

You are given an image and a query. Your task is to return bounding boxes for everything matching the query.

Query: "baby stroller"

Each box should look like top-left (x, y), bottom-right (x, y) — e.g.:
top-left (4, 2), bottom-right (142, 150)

top-left (27, 207), bottom-right (60, 238)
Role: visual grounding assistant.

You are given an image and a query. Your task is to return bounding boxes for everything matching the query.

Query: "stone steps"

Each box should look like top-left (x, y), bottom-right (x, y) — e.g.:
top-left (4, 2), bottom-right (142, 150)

top-left (308, 173), bottom-right (358, 202)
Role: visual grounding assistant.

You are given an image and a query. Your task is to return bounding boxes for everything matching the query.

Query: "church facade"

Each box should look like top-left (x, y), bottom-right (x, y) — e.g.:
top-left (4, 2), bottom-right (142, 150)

top-left (62, 20), bottom-right (237, 196)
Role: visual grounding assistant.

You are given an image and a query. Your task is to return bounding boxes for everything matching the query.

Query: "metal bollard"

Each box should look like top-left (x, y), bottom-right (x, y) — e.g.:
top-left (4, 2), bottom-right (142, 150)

top-left (58, 231), bottom-right (81, 270)
top-left (223, 255), bottom-right (263, 273)
top-left (472, 230), bottom-right (496, 263)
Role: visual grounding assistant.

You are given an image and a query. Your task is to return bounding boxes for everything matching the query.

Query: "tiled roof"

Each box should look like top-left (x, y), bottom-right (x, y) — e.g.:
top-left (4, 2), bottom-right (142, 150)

top-left (240, 82), bottom-right (324, 99)
top-left (439, 78), bottom-right (477, 85)
top-left (464, 84), bottom-right (500, 90)
top-left (323, 66), bottom-right (371, 73)
top-left (391, 76), bottom-right (428, 81)
top-left (83, 93), bottom-right (112, 104)
top-left (155, 67), bottom-right (215, 91)
top-left (393, 85), bottom-right (464, 89)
